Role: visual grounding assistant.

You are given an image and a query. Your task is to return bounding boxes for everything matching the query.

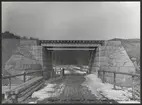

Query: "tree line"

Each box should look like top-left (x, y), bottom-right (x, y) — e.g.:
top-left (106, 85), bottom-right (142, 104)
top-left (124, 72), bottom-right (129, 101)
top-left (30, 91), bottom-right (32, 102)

top-left (1, 31), bottom-right (39, 40)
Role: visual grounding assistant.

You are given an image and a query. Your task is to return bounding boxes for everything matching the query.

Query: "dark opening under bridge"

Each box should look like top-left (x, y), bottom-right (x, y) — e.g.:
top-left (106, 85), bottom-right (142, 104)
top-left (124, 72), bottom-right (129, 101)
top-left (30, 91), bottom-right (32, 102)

top-left (39, 40), bottom-right (105, 76)
top-left (2, 40), bottom-right (140, 103)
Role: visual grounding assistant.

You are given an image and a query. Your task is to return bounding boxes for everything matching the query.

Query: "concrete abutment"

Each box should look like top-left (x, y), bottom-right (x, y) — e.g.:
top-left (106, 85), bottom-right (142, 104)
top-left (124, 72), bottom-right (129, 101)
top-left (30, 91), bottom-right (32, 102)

top-left (15, 40), bottom-right (136, 87)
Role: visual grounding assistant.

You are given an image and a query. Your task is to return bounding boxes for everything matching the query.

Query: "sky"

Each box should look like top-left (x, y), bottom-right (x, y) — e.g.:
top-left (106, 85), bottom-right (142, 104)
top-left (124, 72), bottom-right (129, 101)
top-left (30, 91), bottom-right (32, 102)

top-left (2, 2), bottom-right (140, 40)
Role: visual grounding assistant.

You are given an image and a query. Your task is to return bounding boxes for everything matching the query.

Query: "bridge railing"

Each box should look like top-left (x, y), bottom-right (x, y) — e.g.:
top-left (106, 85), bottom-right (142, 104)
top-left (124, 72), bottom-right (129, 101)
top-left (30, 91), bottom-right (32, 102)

top-left (2, 70), bottom-right (48, 89)
top-left (2, 69), bottom-right (64, 90)
top-left (2, 69), bottom-right (64, 103)
top-left (98, 70), bottom-right (140, 100)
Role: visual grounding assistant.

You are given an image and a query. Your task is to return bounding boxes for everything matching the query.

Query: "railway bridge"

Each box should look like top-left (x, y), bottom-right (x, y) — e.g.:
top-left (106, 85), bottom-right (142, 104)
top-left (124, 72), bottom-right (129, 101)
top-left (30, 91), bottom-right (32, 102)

top-left (39, 40), bottom-right (105, 79)
top-left (2, 40), bottom-right (139, 103)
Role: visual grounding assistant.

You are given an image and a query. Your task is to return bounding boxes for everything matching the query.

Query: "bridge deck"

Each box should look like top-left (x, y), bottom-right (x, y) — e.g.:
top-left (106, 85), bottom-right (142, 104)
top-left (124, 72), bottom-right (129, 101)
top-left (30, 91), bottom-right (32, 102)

top-left (40, 40), bottom-right (105, 47)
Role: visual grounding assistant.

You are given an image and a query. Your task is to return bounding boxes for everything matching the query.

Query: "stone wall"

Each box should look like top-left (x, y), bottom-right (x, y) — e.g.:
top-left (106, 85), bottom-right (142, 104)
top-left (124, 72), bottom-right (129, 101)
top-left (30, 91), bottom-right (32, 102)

top-left (29, 46), bottom-right (53, 79)
top-left (92, 41), bottom-right (136, 87)
top-left (20, 40), bottom-right (38, 46)
top-left (4, 40), bottom-right (52, 82)
top-left (42, 49), bottom-right (53, 79)
top-left (2, 39), bottom-right (20, 72)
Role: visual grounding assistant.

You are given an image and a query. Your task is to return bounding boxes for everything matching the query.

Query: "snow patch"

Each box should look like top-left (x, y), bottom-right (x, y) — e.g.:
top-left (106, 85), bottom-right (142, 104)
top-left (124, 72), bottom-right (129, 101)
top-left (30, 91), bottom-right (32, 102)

top-left (118, 101), bottom-right (140, 103)
top-left (65, 70), bottom-right (71, 74)
top-left (29, 101), bottom-right (37, 104)
top-left (31, 83), bottom-right (65, 101)
top-left (82, 73), bottom-right (139, 102)
top-left (74, 70), bottom-right (86, 74)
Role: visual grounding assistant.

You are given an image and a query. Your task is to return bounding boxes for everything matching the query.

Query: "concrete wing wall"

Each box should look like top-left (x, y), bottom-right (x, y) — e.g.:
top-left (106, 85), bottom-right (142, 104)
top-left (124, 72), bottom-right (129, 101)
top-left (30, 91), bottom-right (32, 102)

top-left (92, 41), bottom-right (136, 87)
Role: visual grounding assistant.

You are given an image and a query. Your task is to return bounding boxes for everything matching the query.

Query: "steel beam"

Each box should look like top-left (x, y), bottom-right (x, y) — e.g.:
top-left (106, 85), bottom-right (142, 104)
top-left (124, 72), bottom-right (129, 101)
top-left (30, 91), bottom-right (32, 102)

top-left (46, 48), bottom-right (96, 50)
top-left (41, 44), bottom-right (100, 47)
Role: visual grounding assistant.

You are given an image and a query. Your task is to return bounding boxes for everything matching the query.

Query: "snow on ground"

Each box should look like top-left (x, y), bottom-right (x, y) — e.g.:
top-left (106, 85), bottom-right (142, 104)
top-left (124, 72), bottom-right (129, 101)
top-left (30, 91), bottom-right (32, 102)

top-left (31, 83), bottom-right (65, 101)
top-left (29, 101), bottom-right (37, 104)
top-left (64, 70), bottom-right (71, 74)
top-left (74, 70), bottom-right (86, 74)
top-left (72, 66), bottom-right (81, 70)
top-left (117, 101), bottom-right (140, 104)
top-left (117, 100), bottom-right (140, 104)
top-left (82, 73), bottom-right (140, 103)
top-left (64, 69), bottom-right (86, 74)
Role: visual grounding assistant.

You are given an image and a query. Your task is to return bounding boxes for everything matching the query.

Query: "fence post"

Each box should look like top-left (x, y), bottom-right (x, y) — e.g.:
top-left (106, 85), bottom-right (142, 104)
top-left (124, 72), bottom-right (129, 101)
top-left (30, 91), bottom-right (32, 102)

top-left (23, 71), bottom-right (26, 82)
top-left (113, 72), bottom-right (116, 90)
top-left (11, 91), bottom-right (18, 103)
top-left (51, 71), bottom-right (53, 78)
top-left (42, 70), bottom-right (44, 76)
top-left (102, 71), bottom-right (105, 83)
top-left (9, 78), bottom-right (11, 89)
top-left (132, 75), bottom-right (135, 100)
top-left (98, 71), bottom-right (100, 78)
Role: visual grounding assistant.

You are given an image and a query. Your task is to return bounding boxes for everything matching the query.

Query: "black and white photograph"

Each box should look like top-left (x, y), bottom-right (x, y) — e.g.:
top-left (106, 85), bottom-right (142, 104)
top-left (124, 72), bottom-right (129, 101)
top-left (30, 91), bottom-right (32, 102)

top-left (1, 1), bottom-right (140, 104)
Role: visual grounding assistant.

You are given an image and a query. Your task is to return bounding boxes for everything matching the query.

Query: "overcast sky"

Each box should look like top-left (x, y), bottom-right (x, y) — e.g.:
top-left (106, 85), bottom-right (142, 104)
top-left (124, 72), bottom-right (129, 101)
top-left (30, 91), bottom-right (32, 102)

top-left (2, 2), bottom-right (140, 40)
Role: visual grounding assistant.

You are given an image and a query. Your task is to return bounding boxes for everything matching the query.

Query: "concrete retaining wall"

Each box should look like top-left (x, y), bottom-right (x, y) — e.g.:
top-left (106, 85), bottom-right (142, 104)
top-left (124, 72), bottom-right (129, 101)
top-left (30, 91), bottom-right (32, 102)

top-left (93, 41), bottom-right (136, 87)
top-left (4, 40), bottom-right (52, 81)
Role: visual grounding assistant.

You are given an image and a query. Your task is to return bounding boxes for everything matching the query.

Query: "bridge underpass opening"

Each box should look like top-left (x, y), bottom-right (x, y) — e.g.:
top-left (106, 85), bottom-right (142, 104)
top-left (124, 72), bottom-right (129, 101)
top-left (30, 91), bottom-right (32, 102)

top-left (46, 47), bottom-right (98, 76)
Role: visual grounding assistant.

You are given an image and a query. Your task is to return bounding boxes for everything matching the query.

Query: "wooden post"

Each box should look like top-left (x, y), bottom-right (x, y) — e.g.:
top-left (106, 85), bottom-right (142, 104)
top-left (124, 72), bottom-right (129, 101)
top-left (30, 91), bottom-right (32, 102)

top-left (42, 70), bottom-right (44, 76)
top-left (102, 71), bottom-right (105, 83)
top-left (132, 75), bottom-right (135, 100)
top-left (9, 78), bottom-right (11, 89)
top-left (23, 71), bottom-right (26, 82)
top-left (113, 72), bottom-right (116, 90)
top-left (51, 71), bottom-right (53, 78)
top-left (98, 71), bottom-right (100, 78)
top-left (11, 92), bottom-right (18, 103)
top-left (62, 68), bottom-right (64, 77)
top-left (98, 47), bottom-right (100, 73)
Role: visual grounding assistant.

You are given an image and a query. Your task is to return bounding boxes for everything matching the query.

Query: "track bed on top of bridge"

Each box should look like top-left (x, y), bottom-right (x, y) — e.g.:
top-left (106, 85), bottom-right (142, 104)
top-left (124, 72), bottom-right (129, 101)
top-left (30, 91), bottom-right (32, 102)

top-left (28, 74), bottom-right (118, 104)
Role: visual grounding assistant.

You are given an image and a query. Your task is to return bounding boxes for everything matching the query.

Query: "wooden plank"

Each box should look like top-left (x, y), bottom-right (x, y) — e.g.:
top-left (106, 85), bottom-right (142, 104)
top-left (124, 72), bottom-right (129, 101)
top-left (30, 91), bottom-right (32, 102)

top-left (15, 77), bottom-right (43, 94)
top-left (2, 98), bottom-right (12, 103)
top-left (6, 77), bottom-right (43, 94)
top-left (18, 82), bottom-right (44, 102)
top-left (4, 79), bottom-right (44, 103)
top-left (18, 79), bottom-right (44, 98)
